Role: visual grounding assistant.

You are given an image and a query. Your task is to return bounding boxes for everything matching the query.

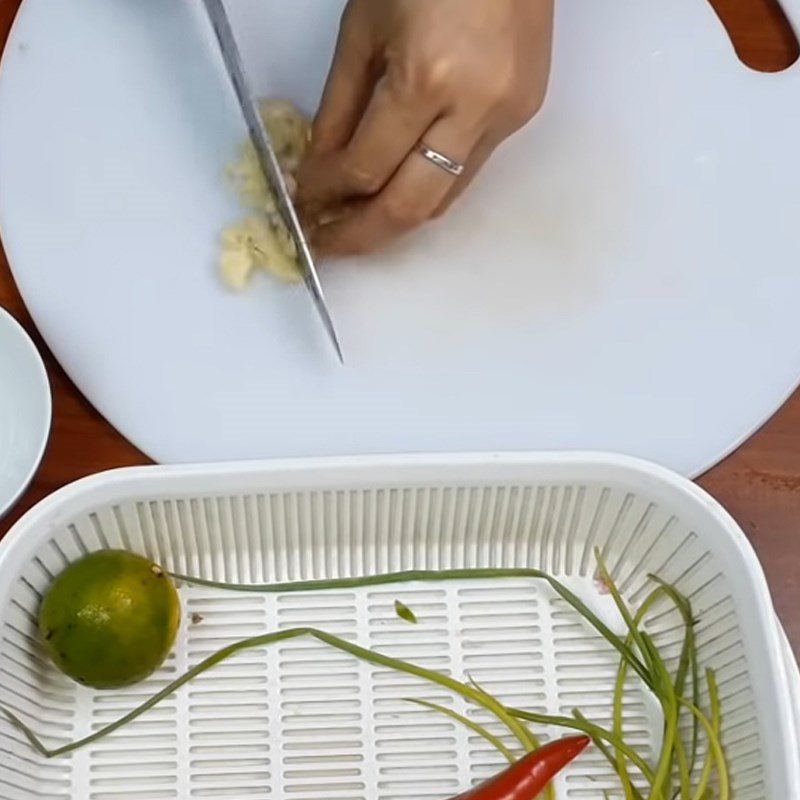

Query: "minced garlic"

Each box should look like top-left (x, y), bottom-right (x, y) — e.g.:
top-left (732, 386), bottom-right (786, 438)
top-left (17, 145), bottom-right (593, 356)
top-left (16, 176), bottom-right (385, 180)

top-left (220, 99), bottom-right (310, 289)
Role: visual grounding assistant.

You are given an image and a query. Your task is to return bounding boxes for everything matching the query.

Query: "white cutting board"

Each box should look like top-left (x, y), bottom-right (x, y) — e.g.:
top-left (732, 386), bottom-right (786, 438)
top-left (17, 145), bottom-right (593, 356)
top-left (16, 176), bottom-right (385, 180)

top-left (1, 0), bottom-right (799, 475)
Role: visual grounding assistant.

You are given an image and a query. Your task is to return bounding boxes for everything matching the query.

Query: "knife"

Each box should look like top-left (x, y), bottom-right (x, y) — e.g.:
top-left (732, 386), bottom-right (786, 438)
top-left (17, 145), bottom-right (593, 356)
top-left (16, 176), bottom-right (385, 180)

top-left (201, 0), bottom-right (344, 363)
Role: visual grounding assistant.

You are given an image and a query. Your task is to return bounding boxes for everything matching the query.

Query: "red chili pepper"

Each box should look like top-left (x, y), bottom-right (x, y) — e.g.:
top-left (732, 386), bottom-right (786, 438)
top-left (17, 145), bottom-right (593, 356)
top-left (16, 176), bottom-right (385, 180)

top-left (448, 735), bottom-right (590, 800)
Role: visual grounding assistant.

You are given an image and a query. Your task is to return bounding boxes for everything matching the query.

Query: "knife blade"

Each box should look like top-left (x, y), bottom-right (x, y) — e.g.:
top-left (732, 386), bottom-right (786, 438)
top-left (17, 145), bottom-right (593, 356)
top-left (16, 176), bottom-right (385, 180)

top-left (201, 0), bottom-right (343, 363)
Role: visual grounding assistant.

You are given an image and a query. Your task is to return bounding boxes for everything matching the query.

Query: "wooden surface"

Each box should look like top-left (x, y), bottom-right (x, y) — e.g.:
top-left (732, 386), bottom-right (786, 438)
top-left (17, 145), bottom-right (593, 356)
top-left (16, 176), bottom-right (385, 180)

top-left (2, 1), bottom-right (800, 653)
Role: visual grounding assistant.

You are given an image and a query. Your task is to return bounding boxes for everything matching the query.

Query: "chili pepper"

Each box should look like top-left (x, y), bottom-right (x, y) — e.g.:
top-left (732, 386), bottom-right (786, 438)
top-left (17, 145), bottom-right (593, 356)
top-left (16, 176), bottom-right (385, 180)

top-left (449, 735), bottom-right (590, 800)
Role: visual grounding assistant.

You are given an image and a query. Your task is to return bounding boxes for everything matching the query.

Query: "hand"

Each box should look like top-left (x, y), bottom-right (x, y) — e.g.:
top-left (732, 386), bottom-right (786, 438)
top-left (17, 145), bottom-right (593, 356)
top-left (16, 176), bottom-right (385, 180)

top-left (297, 0), bottom-right (554, 256)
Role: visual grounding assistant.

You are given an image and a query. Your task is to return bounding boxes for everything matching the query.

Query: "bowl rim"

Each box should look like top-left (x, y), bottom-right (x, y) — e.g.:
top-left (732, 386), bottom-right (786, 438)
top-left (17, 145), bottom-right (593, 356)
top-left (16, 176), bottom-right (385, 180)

top-left (0, 305), bottom-right (52, 519)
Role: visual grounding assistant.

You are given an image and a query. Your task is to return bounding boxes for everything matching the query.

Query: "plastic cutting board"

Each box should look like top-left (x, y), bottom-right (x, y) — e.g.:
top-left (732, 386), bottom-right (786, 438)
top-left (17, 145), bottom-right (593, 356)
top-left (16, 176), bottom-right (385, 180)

top-left (1, 0), bottom-right (799, 473)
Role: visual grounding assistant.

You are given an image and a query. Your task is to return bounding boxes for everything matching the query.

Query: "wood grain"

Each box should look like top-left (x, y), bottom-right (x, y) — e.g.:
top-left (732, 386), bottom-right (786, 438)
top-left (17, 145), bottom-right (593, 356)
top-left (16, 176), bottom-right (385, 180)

top-left (2, 1), bottom-right (800, 656)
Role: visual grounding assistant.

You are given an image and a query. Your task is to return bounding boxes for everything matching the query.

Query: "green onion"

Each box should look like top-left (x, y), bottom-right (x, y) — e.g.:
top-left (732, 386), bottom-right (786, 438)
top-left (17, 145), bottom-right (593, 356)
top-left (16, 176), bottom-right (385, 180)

top-left (595, 551), bottom-right (727, 800)
top-left (595, 555), bottom-right (700, 800)
top-left (394, 599), bottom-right (418, 624)
top-left (405, 698), bottom-right (515, 763)
top-left (509, 706), bottom-right (656, 783)
top-left (572, 708), bottom-right (644, 800)
top-left (172, 567), bottom-right (653, 687)
top-left (1, 626), bottom-right (535, 759)
top-left (678, 693), bottom-right (728, 800)
top-left (2, 557), bottom-right (728, 800)
top-left (642, 631), bottom-right (680, 800)
top-left (687, 670), bottom-right (726, 800)
top-left (609, 585), bottom-right (672, 800)
top-left (647, 574), bottom-right (701, 780)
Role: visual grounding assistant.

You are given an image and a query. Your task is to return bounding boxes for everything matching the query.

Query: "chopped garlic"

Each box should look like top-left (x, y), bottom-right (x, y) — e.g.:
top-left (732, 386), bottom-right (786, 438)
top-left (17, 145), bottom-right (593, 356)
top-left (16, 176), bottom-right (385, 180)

top-left (219, 99), bottom-right (311, 289)
top-left (220, 247), bottom-right (254, 290)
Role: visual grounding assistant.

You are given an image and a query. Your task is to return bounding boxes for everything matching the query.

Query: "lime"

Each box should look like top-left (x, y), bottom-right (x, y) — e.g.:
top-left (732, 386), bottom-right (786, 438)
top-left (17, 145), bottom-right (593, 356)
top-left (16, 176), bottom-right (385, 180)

top-left (38, 550), bottom-right (181, 689)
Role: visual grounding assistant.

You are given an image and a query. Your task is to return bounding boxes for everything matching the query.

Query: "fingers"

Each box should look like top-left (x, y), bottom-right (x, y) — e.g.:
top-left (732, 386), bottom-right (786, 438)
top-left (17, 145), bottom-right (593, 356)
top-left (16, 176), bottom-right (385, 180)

top-left (309, 6), bottom-right (381, 158)
top-left (298, 76), bottom-right (441, 209)
top-left (433, 134), bottom-right (500, 218)
top-left (310, 115), bottom-right (482, 256)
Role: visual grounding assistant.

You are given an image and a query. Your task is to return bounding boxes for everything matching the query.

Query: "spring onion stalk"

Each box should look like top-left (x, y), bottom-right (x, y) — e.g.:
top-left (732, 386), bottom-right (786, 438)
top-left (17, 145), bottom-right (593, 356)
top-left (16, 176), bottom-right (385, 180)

top-left (636, 592), bottom-right (695, 800)
top-left (572, 708), bottom-right (644, 800)
top-left (172, 567), bottom-right (653, 689)
top-left (457, 676), bottom-right (553, 800)
top-left (641, 632), bottom-right (680, 800)
top-left (405, 698), bottom-right (516, 763)
top-left (599, 560), bottom-right (694, 800)
top-left (1, 557), bottom-right (727, 800)
top-left (451, 678), bottom-right (553, 800)
top-left (1, 626), bottom-right (535, 760)
top-left (595, 555), bottom-right (652, 674)
top-left (641, 630), bottom-right (683, 800)
top-left (613, 648), bottom-right (639, 800)
top-left (509, 707), bottom-right (655, 783)
top-left (612, 586), bottom-right (669, 800)
top-left (678, 693), bottom-right (728, 800)
top-left (595, 555), bottom-right (675, 800)
top-left (646, 574), bottom-right (701, 780)
top-left (688, 671), bottom-right (725, 800)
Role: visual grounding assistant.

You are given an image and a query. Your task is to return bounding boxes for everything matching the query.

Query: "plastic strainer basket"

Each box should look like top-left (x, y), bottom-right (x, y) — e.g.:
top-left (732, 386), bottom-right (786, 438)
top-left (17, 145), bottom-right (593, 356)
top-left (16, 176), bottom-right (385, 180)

top-left (0, 453), bottom-right (798, 799)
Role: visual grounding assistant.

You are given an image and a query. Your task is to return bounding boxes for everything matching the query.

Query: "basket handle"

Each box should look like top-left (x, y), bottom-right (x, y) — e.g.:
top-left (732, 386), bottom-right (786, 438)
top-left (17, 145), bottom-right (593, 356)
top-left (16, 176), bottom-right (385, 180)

top-left (780, 627), bottom-right (800, 749)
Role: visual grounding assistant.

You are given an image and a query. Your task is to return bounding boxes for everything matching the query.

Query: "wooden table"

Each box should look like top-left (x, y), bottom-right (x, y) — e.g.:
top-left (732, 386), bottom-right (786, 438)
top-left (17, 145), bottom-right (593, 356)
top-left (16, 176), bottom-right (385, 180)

top-left (2, 1), bottom-right (800, 654)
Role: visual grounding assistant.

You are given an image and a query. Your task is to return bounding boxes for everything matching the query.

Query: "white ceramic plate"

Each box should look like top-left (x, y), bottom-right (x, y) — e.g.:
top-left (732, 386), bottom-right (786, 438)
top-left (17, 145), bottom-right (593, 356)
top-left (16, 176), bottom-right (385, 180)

top-left (0, 306), bottom-right (50, 517)
top-left (1, 0), bottom-right (800, 474)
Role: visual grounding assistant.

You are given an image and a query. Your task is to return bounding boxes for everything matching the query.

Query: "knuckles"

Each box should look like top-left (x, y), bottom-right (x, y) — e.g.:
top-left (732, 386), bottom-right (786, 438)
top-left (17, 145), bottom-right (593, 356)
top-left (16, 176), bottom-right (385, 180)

top-left (414, 54), bottom-right (459, 101)
top-left (501, 87), bottom-right (546, 131)
top-left (389, 51), bottom-right (458, 105)
top-left (394, 46), bottom-right (542, 131)
top-left (343, 163), bottom-right (385, 196)
top-left (379, 191), bottom-right (433, 229)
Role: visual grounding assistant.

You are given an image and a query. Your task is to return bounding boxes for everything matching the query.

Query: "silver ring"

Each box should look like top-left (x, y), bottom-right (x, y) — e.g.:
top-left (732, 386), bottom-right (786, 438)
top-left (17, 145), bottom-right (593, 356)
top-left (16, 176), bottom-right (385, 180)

top-left (416, 142), bottom-right (465, 177)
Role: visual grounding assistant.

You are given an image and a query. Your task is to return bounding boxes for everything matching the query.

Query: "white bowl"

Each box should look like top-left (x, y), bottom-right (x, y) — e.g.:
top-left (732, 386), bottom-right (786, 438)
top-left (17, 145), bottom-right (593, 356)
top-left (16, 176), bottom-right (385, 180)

top-left (0, 306), bottom-right (51, 518)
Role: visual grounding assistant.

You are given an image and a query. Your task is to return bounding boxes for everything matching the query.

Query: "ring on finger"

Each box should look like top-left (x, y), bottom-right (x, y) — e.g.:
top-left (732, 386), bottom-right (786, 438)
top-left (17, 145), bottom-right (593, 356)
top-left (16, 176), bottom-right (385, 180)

top-left (415, 142), bottom-right (465, 177)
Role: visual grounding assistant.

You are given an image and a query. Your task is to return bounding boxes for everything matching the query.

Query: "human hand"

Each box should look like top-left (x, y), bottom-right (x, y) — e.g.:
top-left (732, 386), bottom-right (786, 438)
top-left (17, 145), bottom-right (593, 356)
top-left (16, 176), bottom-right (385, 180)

top-left (297, 0), bottom-right (554, 256)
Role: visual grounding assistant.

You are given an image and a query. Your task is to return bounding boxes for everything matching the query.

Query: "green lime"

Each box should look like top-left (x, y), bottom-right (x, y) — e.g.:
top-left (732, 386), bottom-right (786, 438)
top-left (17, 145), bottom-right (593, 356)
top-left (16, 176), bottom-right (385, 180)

top-left (38, 550), bottom-right (181, 689)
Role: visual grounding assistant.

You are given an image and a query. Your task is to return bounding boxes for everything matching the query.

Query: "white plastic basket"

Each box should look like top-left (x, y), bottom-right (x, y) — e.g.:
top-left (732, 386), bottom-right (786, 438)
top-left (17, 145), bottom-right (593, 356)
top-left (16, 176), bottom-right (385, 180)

top-left (0, 453), bottom-right (798, 799)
